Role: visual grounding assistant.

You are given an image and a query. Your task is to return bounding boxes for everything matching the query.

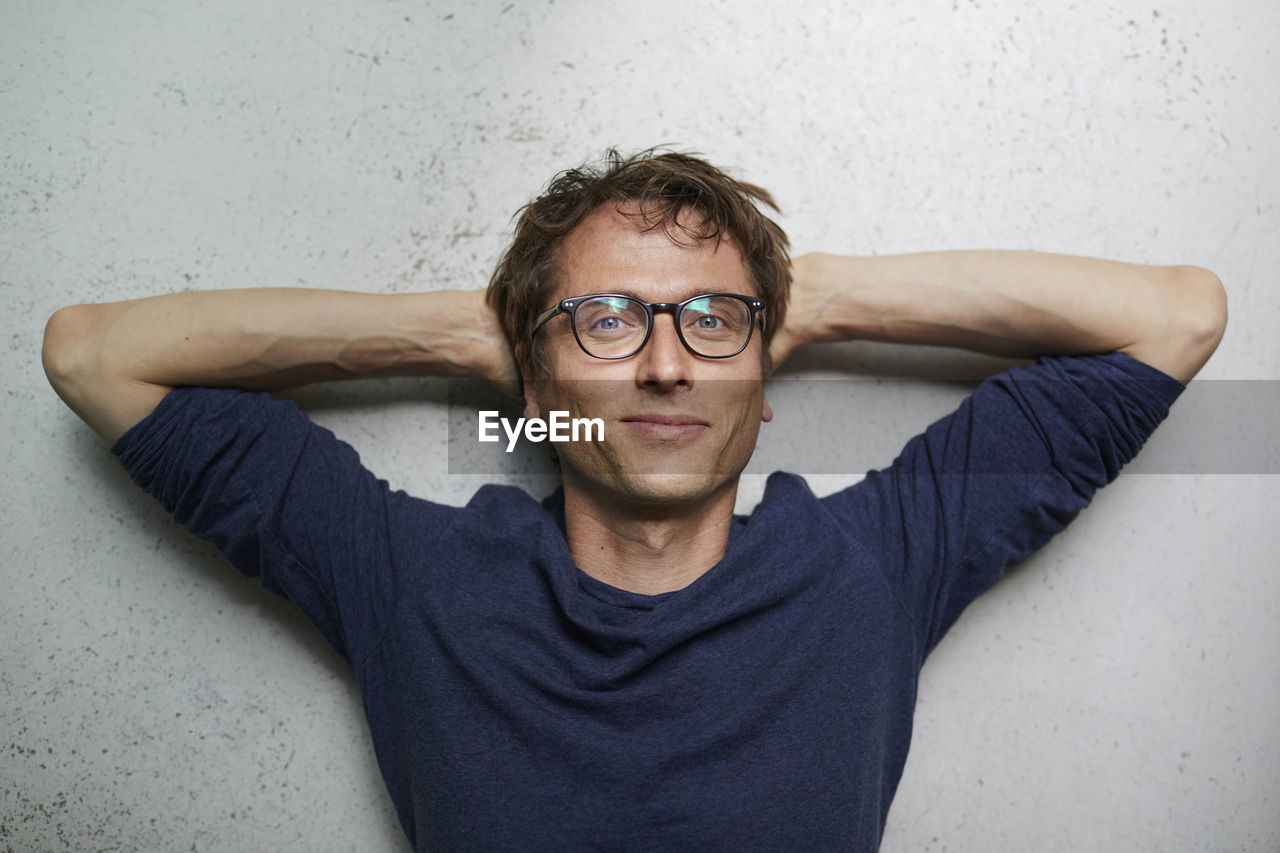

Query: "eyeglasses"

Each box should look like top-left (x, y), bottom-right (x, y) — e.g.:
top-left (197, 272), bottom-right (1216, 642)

top-left (530, 293), bottom-right (767, 360)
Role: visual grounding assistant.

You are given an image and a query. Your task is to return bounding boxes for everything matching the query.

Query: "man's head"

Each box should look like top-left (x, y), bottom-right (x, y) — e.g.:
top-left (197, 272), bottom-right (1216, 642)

top-left (487, 147), bottom-right (792, 380)
top-left (485, 148), bottom-right (792, 506)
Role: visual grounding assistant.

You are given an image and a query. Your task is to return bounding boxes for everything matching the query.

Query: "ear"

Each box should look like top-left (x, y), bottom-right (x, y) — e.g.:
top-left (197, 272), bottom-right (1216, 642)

top-left (520, 365), bottom-right (542, 422)
top-left (521, 375), bottom-right (543, 421)
top-left (761, 394), bottom-right (773, 423)
top-left (514, 342), bottom-right (542, 420)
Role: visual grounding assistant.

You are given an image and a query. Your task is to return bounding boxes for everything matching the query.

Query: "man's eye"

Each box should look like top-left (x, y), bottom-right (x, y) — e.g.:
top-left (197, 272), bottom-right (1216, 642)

top-left (582, 311), bottom-right (635, 335)
top-left (694, 315), bottom-right (722, 330)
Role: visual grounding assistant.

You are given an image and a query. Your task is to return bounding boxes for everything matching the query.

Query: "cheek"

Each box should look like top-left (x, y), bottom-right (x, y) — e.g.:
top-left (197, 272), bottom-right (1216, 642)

top-left (732, 402), bottom-right (765, 440)
top-left (706, 382), bottom-right (766, 433)
top-left (527, 343), bottom-right (576, 412)
top-left (536, 376), bottom-right (619, 422)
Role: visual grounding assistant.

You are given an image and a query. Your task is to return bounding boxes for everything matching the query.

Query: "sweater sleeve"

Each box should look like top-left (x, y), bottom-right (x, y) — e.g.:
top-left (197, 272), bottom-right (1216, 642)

top-left (822, 351), bottom-right (1186, 658)
top-left (111, 386), bottom-right (440, 665)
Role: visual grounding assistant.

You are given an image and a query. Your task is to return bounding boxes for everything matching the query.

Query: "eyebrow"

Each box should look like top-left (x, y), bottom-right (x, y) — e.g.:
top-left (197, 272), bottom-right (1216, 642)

top-left (579, 287), bottom-right (754, 303)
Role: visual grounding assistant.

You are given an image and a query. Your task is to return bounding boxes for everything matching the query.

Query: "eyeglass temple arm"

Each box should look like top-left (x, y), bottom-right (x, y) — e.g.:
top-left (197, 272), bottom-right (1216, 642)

top-left (530, 302), bottom-right (568, 338)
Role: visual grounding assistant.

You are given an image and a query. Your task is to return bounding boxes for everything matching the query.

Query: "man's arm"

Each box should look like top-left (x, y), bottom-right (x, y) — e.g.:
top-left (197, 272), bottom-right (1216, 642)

top-left (774, 251), bottom-right (1228, 383)
top-left (42, 288), bottom-right (515, 444)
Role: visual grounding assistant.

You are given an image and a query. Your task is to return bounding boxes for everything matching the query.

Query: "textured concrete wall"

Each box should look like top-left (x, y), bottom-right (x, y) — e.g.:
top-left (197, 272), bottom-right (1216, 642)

top-left (3, 0), bottom-right (1277, 849)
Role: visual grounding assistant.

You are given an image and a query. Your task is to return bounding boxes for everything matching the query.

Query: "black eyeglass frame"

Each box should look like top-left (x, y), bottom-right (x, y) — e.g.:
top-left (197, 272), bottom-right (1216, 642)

top-left (530, 292), bottom-right (768, 360)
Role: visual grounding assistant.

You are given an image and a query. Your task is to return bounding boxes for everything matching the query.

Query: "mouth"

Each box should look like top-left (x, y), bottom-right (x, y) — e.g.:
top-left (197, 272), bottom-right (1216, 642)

top-left (618, 413), bottom-right (711, 441)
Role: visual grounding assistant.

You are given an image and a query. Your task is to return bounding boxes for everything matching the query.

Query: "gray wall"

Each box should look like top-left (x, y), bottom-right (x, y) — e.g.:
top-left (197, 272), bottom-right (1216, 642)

top-left (3, 0), bottom-right (1277, 850)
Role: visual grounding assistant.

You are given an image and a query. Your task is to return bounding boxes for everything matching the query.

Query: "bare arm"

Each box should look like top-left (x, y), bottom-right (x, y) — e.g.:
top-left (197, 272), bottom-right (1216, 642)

top-left (773, 251), bottom-right (1227, 384)
top-left (42, 288), bottom-right (515, 444)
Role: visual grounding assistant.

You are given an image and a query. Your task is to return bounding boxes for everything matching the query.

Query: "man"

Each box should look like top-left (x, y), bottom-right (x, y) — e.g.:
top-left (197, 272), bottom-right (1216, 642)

top-left (42, 149), bottom-right (1225, 850)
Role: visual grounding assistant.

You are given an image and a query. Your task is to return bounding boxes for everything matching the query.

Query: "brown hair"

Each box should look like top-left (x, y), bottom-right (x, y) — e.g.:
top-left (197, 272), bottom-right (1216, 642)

top-left (486, 147), bottom-right (791, 378)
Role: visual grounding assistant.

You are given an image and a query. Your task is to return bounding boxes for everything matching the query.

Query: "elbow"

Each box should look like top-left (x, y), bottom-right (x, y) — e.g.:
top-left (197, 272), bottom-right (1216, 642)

top-left (42, 305), bottom-right (90, 393)
top-left (43, 303), bottom-right (108, 399)
top-left (43, 302), bottom-right (168, 444)
top-left (1173, 265), bottom-right (1228, 355)
top-left (1140, 265), bottom-right (1227, 384)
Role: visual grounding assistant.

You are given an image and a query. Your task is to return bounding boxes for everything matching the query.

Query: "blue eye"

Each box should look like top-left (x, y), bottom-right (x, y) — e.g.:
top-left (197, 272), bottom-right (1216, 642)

top-left (578, 297), bottom-right (643, 340)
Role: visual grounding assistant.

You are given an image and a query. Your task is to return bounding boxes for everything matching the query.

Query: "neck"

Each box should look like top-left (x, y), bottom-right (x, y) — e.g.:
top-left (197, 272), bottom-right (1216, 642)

top-left (561, 477), bottom-right (740, 596)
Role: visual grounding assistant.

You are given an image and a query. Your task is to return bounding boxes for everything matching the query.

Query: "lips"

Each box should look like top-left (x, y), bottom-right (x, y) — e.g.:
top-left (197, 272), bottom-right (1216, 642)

top-left (618, 413), bottom-right (711, 441)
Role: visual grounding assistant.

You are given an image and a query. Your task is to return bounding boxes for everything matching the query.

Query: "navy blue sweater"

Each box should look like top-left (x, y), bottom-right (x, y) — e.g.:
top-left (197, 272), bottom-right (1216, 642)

top-left (113, 352), bottom-right (1183, 851)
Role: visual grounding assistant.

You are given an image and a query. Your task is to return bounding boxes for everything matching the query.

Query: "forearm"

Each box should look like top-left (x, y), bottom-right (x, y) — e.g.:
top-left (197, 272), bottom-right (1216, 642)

top-left (785, 250), bottom-right (1227, 383)
top-left (43, 287), bottom-right (510, 442)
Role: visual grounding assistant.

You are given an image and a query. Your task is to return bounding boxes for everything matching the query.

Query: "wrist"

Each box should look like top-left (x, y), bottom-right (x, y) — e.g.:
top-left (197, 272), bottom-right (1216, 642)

top-left (427, 290), bottom-right (519, 393)
top-left (785, 253), bottom-right (860, 347)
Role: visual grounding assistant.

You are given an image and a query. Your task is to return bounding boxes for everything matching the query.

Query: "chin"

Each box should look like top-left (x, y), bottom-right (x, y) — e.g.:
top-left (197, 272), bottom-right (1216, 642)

top-left (609, 471), bottom-right (734, 506)
top-left (561, 454), bottom-right (740, 508)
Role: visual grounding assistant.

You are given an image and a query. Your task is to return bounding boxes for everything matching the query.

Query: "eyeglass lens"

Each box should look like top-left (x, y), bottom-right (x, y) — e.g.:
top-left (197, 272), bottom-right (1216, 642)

top-left (573, 295), bottom-right (754, 358)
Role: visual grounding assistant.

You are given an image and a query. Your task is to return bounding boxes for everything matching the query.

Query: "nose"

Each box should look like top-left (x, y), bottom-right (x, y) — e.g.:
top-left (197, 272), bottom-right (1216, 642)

top-left (635, 312), bottom-right (693, 391)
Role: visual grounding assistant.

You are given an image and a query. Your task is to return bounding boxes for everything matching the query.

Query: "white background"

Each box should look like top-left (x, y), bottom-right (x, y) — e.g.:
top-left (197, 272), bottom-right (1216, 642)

top-left (2, 0), bottom-right (1277, 849)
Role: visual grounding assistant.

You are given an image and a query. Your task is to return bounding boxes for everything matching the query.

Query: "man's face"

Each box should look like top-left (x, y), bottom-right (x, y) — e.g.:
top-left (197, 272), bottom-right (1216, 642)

top-left (523, 203), bottom-right (772, 507)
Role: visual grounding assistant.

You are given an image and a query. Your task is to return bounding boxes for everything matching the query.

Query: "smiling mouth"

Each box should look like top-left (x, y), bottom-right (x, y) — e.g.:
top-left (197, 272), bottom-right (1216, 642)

top-left (618, 414), bottom-right (711, 441)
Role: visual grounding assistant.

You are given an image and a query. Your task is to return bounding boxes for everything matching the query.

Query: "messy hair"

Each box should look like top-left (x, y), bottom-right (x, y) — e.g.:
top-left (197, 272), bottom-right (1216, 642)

top-left (486, 147), bottom-right (791, 378)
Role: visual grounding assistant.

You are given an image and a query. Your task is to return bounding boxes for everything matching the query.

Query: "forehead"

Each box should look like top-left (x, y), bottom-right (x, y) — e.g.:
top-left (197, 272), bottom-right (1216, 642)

top-left (553, 203), bottom-right (753, 303)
